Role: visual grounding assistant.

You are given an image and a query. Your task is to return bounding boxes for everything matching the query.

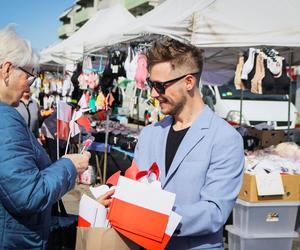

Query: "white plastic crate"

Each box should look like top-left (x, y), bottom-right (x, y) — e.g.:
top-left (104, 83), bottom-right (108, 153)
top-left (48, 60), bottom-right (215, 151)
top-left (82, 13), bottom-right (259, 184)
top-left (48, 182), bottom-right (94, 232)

top-left (296, 207), bottom-right (300, 233)
top-left (226, 225), bottom-right (298, 250)
top-left (233, 199), bottom-right (300, 234)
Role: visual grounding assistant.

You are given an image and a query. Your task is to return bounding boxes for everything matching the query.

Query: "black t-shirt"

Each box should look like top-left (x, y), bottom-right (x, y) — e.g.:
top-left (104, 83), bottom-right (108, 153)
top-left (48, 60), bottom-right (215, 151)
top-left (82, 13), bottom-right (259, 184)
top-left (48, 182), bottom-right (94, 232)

top-left (165, 126), bottom-right (190, 175)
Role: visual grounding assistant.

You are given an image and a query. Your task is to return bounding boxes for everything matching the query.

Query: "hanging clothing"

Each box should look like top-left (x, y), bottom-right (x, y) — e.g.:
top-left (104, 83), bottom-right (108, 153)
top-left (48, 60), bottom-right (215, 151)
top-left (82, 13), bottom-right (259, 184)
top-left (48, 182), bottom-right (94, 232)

top-left (251, 53), bottom-right (265, 94)
top-left (83, 56), bottom-right (93, 74)
top-left (124, 46), bottom-right (138, 81)
top-left (88, 94), bottom-right (97, 113)
top-left (98, 56), bottom-right (105, 74)
top-left (78, 73), bottom-right (89, 90)
top-left (110, 50), bottom-right (126, 80)
top-left (241, 48), bottom-right (256, 80)
top-left (96, 92), bottom-right (104, 110)
top-left (71, 62), bottom-right (83, 102)
top-left (234, 55), bottom-right (245, 90)
top-left (134, 53), bottom-right (148, 89)
top-left (87, 72), bottom-right (99, 89)
top-left (239, 48), bottom-right (290, 95)
top-left (62, 77), bottom-right (74, 97)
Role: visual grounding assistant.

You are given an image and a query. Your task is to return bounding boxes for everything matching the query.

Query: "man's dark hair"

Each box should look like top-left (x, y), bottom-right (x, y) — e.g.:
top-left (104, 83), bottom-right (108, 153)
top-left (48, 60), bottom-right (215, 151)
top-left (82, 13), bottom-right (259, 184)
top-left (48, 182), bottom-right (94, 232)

top-left (146, 38), bottom-right (203, 84)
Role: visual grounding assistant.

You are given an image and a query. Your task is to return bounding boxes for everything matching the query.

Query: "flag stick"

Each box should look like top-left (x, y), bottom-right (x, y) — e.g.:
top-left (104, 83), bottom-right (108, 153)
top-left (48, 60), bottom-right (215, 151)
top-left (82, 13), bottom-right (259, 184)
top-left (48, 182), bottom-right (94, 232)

top-left (65, 129), bottom-right (72, 155)
top-left (56, 103), bottom-right (60, 160)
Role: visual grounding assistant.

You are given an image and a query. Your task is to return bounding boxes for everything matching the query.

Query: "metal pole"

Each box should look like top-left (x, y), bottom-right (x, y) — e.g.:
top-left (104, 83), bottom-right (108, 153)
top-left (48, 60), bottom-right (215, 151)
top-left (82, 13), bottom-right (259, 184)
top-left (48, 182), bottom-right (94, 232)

top-left (287, 49), bottom-right (293, 141)
top-left (103, 109), bottom-right (110, 184)
top-left (239, 89), bottom-right (243, 125)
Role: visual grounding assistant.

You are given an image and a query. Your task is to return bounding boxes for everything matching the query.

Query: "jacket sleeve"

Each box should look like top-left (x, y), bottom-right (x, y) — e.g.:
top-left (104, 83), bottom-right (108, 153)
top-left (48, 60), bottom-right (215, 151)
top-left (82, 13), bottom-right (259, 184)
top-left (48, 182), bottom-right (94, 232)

top-left (173, 132), bottom-right (244, 236)
top-left (0, 110), bottom-right (77, 216)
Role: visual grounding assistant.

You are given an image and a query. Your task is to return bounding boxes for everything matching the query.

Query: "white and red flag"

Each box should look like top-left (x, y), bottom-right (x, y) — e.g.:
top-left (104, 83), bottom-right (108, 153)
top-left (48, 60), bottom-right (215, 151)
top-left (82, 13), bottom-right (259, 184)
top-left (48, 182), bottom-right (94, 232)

top-left (57, 101), bottom-right (72, 140)
top-left (107, 176), bottom-right (175, 242)
top-left (78, 194), bottom-right (107, 228)
top-left (115, 211), bottom-right (182, 250)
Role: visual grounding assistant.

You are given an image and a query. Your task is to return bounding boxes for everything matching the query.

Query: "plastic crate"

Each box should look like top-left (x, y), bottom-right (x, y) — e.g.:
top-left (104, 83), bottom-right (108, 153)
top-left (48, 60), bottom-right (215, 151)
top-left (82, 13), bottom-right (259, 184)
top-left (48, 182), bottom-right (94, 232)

top-left (233, 199), bottom-right (300, 234)
top-left (296, 207), bottom-right (300, 233)
top-left (226, 225), bottom-right (298, 250)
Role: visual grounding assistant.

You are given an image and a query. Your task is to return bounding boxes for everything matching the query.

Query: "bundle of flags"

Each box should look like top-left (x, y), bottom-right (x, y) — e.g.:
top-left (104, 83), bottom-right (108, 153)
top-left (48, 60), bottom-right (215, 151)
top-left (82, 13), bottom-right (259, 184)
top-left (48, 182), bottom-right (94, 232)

top-left (56, 100), bottom-right (91, 141)
top-left (77, 161), bottom-right (182, 250)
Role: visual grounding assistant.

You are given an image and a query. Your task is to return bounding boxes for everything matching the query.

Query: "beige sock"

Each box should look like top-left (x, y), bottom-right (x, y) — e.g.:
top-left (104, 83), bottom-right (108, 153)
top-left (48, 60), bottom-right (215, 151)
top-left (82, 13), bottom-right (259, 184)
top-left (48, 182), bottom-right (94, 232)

top-left (234, 55), bottom-right (245, 90)
top-left (257, 54), bottom-right (265, 94)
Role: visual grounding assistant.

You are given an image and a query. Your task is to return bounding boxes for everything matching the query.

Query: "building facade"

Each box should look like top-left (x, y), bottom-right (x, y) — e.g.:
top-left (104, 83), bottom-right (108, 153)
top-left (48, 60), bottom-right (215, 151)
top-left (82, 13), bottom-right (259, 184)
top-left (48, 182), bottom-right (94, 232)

top-left (58, 0), bottom-right (163, 39)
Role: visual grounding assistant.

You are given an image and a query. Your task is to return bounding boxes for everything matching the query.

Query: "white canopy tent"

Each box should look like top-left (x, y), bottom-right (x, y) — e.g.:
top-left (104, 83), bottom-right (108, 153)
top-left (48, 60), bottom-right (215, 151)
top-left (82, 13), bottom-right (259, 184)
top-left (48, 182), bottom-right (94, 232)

top-left (40, 4), bottom-right (136, 64)
top-left (86, 0), bottom-right (215, 52)
top-left (103, 0), bottom-right (300, 69)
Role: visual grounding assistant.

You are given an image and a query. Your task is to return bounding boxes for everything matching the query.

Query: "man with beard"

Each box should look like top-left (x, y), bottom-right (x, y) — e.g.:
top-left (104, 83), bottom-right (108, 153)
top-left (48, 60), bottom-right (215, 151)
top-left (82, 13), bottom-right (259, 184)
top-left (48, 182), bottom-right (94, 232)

top-left (133, 38), bottom-right (244, 250)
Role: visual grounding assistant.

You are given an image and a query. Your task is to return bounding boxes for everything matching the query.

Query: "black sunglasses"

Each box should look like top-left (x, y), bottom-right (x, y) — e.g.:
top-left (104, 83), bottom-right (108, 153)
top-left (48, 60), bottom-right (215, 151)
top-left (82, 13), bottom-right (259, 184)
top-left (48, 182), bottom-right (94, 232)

top-left (18, 67), bottom-right (37, 86)
top-left (146, 72), bottom-right (199, 94)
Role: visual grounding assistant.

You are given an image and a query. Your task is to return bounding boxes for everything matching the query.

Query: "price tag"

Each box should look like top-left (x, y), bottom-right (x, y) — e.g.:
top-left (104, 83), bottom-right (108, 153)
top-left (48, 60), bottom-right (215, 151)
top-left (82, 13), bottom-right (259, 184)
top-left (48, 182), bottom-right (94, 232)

top-left (256, 172), bottom-right (284, 196)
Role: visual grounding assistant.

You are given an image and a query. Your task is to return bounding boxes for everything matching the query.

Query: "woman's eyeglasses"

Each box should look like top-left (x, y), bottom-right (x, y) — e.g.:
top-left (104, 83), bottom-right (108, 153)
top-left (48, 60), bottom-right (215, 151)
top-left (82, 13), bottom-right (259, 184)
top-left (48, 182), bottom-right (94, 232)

top-left (18, 67), bottom-right (37, 86)
top-left (146, 72), bottom-right (199, 95)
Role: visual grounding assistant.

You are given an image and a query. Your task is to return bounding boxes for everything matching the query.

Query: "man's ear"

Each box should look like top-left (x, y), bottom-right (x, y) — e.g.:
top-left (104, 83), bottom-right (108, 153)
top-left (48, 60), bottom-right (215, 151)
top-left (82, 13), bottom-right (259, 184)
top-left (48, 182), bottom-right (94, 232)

top-left (185, 74), bottom-right (196, 91)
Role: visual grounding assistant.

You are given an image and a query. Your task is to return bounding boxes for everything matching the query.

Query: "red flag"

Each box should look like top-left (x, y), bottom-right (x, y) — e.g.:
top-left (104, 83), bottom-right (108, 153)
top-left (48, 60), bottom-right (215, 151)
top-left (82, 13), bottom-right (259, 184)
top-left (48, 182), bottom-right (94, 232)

top-left (77, 116), bottom-right (91, 133)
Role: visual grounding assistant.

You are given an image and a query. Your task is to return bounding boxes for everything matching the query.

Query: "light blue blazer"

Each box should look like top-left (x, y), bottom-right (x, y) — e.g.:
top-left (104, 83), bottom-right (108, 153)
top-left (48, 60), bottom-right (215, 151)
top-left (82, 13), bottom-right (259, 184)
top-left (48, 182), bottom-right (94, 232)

top-left (134, 106), bottom-right (244, 250)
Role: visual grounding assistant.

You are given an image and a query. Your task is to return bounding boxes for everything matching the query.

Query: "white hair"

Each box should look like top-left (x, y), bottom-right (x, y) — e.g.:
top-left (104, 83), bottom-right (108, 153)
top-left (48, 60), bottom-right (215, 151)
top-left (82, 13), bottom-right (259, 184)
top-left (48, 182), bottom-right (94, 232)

top-left (0, 25), bottom-right (39, 72)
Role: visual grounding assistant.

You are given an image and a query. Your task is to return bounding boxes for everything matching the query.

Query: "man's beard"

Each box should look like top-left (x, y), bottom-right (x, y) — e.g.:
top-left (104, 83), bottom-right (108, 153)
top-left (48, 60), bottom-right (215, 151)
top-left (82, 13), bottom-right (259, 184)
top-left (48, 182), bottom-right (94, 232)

top-left (159, 95), bottom-right (187, 116)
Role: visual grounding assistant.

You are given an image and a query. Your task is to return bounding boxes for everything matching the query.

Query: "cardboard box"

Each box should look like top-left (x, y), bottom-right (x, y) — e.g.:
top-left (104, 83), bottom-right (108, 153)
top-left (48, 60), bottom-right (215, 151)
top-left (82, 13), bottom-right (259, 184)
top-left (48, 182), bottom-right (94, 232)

top-left (239, 173), bottom-right (300, 202)
top-left (248, 128), bottom-right (286, 148)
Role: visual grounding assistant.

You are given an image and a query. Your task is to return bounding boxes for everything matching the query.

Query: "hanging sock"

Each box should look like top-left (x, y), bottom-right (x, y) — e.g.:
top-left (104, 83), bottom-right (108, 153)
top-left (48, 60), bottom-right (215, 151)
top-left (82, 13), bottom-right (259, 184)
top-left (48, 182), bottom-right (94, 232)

top-left (257, 54), bottom-right (265, 94)
top-left (234, 55), bottom-right (245, 90)
top-left (241, 48), bottom-right (256, 80)
top-left (251, 54), bottom-right (262, 94)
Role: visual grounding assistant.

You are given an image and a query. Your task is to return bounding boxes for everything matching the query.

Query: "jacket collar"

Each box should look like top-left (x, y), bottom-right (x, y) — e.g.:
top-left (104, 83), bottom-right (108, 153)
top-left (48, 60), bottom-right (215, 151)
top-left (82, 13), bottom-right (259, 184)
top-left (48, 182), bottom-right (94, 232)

top-left (156, 105), bottom-right (214, 187)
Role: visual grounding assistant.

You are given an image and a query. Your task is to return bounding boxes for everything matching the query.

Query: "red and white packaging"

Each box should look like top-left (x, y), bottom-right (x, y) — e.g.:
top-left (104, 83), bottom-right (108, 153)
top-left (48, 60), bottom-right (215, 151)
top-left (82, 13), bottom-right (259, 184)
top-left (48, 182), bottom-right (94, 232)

top-left (107, 176), bottom-right (176, 242)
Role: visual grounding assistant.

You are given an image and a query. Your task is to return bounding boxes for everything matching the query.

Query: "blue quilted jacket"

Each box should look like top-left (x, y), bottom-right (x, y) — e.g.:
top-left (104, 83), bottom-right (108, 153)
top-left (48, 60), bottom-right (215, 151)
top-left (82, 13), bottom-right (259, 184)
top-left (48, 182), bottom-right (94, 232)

top-left (0, 102), bottom-right (77, 249)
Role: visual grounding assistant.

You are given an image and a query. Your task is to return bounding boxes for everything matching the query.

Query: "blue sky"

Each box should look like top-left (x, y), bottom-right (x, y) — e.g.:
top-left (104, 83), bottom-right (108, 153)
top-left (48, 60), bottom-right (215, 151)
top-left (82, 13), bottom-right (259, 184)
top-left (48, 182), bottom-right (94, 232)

top-left (0, 0), bottom-right (74, 51)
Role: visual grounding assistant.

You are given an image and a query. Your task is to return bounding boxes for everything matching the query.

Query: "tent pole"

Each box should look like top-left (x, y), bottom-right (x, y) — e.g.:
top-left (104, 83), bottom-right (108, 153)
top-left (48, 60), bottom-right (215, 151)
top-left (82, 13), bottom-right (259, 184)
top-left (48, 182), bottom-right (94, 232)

top-left (239, 89), bottom-right (243, 125)
top-left (287, 48), bottom-right (293, 141)
top-left (103, 109), bottom-right (110, 184)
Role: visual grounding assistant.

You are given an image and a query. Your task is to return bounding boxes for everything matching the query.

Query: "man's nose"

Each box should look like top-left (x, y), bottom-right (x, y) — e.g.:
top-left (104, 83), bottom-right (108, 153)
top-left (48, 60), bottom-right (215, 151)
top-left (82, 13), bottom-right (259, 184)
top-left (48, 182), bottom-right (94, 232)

top-left (151, 88), bottom-right (160, 99)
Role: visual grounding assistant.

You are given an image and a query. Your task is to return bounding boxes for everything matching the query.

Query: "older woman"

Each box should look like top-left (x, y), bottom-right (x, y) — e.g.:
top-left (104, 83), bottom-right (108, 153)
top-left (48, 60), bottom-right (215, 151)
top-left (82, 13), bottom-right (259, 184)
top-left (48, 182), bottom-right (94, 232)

top-left (0, 27), bottom-right (93, 249)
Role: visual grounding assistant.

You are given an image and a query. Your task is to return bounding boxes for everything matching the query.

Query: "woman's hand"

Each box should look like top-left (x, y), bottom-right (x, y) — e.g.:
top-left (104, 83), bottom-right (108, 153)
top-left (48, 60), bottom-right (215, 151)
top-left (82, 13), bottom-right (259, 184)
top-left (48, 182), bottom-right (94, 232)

top-left (97, 189), bottom-right (115, 207)
top-left (63, 151), bottom-right (91, 174)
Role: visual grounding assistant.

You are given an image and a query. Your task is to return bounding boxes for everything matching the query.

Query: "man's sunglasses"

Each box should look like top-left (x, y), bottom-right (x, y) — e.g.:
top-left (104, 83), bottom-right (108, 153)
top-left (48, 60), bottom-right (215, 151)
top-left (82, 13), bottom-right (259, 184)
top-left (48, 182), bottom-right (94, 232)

top-left (18, 67), bottom-right (37, 86)
top-left (146, 72), bottom-right (199, 95)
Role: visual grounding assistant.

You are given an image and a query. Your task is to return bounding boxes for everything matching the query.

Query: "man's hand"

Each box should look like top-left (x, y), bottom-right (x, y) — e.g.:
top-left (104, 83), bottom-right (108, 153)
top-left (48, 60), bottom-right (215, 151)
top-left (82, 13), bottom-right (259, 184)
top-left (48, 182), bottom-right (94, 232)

top-left (97, 189), bottom-right (115, 207)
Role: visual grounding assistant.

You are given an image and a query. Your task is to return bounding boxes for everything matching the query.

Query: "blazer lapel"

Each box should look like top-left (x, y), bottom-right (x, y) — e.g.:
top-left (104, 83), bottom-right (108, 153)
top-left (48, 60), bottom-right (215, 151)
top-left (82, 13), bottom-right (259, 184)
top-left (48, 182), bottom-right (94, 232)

top-left (162, 106), bottom-right (213, 188)
top-left (154, 116), bottom-right (172, 184)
